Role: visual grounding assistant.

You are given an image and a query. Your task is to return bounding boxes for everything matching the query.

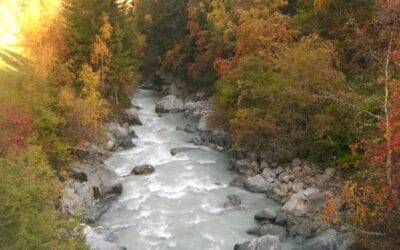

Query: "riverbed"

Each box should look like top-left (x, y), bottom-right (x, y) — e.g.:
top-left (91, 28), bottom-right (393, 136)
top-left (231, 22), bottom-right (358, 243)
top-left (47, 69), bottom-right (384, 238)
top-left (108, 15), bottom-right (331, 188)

top-left (94, 89), bottom-right (294, 250)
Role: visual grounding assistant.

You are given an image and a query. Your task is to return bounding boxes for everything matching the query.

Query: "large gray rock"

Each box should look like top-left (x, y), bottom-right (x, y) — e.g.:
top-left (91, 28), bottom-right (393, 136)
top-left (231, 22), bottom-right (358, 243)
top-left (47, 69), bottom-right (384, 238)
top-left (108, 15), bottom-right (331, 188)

top-left (244, 175), bottom-right (271, 193)
top-left (131, 165), bottom-right (155, 175)
top-left (155, 95), bottom-right (184, 113)
top-left (304, 229), bottom-right (337, 250)
top-left (254, 208), bottom-right (277, 221)
top-left (60, 163), bottom-right (122, 223)
top-left (259, 224), bottom-right (288, 240)
top-left (234, 235), bottom-right (281, 250)
top-left (123, 108), bottom-right (142, 125)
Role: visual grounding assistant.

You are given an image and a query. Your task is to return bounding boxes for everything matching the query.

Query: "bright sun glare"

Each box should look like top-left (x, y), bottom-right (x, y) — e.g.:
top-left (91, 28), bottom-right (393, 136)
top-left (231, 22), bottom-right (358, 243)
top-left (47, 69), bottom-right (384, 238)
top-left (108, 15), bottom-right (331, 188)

top-left (0, 1), bottom-right (21, 46)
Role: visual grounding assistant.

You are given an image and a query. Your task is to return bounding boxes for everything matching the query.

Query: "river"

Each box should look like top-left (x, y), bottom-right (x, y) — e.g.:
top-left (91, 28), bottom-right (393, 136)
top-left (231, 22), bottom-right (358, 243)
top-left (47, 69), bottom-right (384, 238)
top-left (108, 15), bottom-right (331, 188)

top-left (95, 89), bottom-right (294, 250)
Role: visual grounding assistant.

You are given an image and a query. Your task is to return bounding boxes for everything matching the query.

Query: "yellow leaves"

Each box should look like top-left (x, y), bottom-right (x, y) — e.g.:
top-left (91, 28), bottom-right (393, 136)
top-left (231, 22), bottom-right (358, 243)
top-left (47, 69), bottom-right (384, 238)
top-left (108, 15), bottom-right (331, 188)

top-left (91, 14), bottom-right (112, 70)
top-left (100, 14), bottom-right (112, 40)
top-left (144, 14), bottom-right (153, 23)
top-left (313, 0), bottom-right (332, 13)
top-left (58, 65), bottom-right (109, 141)
top-left (79, 64), bottom-right (100, 97)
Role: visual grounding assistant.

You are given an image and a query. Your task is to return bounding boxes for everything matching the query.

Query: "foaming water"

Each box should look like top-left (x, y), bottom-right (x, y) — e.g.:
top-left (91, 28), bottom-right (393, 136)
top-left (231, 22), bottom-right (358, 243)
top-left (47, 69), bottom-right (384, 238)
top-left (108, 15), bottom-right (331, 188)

top-left (94, 89), bottom-right (292, 250)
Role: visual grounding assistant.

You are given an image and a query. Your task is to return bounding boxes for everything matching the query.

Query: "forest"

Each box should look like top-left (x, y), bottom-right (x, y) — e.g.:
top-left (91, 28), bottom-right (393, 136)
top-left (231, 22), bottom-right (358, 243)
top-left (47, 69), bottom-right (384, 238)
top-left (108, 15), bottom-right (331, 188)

top-left (0, 0), bottom-right (399, 249)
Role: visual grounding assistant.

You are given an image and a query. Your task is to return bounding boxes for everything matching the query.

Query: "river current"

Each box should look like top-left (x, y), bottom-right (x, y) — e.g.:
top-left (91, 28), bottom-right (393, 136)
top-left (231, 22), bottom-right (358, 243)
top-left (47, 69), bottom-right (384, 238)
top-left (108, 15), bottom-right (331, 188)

top-left (95, 89), bottom-right (294, 250)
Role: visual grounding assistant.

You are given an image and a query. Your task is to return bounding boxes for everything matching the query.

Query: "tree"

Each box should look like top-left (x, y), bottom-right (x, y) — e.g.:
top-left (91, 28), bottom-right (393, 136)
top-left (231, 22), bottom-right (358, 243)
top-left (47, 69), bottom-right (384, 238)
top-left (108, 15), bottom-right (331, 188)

top-left (0, 147), bottom-right (87, 249)
top-left (91, 13), bottom-right (112, 91)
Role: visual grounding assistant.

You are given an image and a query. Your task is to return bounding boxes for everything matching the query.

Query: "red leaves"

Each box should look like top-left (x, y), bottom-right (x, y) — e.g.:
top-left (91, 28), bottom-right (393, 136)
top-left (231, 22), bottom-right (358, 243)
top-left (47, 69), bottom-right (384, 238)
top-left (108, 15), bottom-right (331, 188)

top-left (0, 105), bottom-right (34, 157)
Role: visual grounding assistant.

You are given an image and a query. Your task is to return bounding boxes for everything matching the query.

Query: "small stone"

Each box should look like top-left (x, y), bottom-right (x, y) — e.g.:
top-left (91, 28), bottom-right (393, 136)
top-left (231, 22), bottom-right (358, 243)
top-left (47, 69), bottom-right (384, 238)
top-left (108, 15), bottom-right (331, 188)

top-left (292, 158), bottom-right (302, 168)
top-left (131, 165), bottom-right (155, 175)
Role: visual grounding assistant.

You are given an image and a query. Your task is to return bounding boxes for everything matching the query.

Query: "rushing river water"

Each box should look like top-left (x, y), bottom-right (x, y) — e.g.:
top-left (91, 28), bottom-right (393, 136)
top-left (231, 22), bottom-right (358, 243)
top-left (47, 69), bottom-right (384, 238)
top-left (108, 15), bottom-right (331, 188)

top-left (95, 89), bottom-right (294, 250)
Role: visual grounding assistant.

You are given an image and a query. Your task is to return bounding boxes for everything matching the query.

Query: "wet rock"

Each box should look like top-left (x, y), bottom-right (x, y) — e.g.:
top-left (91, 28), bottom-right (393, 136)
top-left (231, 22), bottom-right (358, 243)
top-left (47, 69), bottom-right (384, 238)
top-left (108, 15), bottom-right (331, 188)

top-left (155, 95), bottom-right (184, 113)
top-left (224, 194), bottom-right (242, 208)
top-left (234, 235), bottom-right (281, 250)
top-left (131, 165), bottom-right (155, 175)
top-left (123, 108), bottom-right (142, 125)
top-left (128, 129), bottom-right (138, 139)
top-left (188, 136), bottom-right (202, 145)
top-left (244, 175), bottom-right (271, 193)
top-left (208, 130), bottom-right (231, 148)
top-left (170, 147), bottom-right (197, 156)
top-left (119, 136), bottom-right (135, 149)
top-left (84, 225), bottom-right (127, 250)
top-left (274, 211), bottom-right (287, 226)
top-left (183, 124), bottom-right (197, 134)
top-left (259, 224), bottom-right (288, 240)
top-left (303, 229), bottom-right (337, 250)
top-left (230, 176), bottom-right (246, 188)
top-left (254, 208), bottom-right (277, 221)
top-left (246, 227), bottom-right (261, 235)
top-left (232, 159), bottom-right (251, 173)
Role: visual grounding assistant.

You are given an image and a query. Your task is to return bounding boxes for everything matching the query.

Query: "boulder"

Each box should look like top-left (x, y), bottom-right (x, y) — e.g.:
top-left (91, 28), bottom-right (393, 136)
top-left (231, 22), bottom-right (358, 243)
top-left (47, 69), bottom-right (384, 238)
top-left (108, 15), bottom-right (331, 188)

top-left (106, 122), bottom-right (129, 139)
top-left (60, 162), bottom-right (122, 222)
top-left (274, 183), bottom-right (288, 197)
top-left (123, 108), bottom-right (142, 125)
top-left (274, 211), bottom-right (287, 226)
top-left (224, 194), bottom-right (242, 208)
top-left (234, 235), bottom-right (281, 250)
top-left (208, 130), bottom-right (231, 148)
top-left (118, 136), bottom-right (135, 149)
top-left (131, 165), bottom-right (155, 175)
top-left (254, 208), bottom-right (277, 221)
top-left (230, 176), bottom-right (246, 188)
top-left (155, 95), bottom-right (184, 113)
top-left (281, 193), bottom-right (307, 216)
top-left (304, 229), bottom-right (337, 250)
top-left (259, 224), bottom-right (288, 240)
top-left (244, 175), bottom-right (271, 193)
top-left (170, 147), bottom-right (198, 156)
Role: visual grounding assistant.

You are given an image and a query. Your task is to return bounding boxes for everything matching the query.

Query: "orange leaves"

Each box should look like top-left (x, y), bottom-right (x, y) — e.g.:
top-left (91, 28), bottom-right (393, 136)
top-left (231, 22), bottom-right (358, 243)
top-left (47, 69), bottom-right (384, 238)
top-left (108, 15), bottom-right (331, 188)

top-left (321, 193), bottom-right (340, 225)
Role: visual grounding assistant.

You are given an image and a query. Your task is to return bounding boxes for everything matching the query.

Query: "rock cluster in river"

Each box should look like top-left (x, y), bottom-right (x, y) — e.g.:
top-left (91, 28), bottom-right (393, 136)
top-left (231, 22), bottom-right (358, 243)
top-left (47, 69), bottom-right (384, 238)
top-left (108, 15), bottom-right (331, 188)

top-left (229, 157), bottom-right (355, 249)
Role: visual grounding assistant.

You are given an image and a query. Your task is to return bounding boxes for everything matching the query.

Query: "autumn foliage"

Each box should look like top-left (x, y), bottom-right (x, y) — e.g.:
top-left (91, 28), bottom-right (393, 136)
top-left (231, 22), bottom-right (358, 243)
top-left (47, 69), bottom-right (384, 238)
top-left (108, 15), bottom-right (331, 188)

top-left (0, 105), bottom-right (33, 157)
